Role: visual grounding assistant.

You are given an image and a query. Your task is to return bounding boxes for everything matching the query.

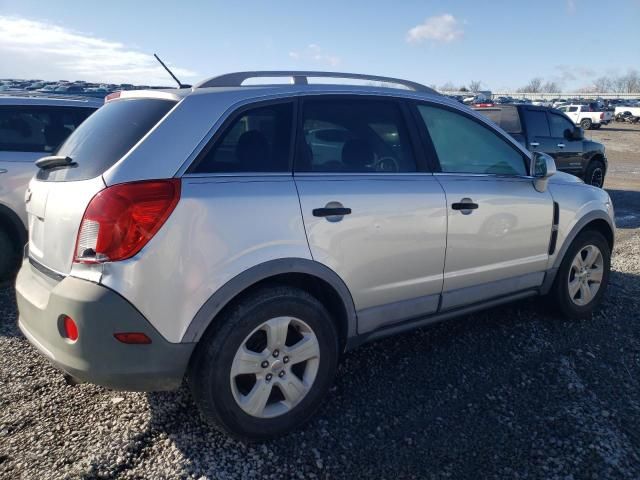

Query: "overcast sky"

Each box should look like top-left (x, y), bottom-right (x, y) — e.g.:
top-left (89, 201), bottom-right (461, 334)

top-left (0, 0), bottom-right (638, 90)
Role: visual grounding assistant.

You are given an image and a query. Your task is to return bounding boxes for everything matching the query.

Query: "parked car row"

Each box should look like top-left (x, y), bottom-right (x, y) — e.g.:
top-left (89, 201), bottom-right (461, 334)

top-left (0, 78), bottom-right (168, 98)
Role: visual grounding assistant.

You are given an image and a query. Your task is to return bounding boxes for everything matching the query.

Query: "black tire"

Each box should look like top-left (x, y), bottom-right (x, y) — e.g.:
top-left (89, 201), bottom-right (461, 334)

top-left (188, 284), bottom-right (339, 441)
top-left (552, 230), bottom-right (610, 319)
top-left (592, 124), bottom-right (602, 129)
top-left (0, 227), bottom-right (20, 285)
top-left (584, 159), bottom-right (606, 188)
top-left (580, 118), bottom-right (592, 130)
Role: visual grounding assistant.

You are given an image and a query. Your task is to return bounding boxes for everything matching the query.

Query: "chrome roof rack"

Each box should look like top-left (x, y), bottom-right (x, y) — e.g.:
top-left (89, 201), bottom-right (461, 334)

top-left (195, 71), bottom-right (437, 93)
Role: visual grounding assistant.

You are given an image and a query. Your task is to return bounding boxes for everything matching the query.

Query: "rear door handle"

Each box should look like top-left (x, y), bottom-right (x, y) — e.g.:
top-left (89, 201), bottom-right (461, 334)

top-left (0, 169), bottom-right (7, 174)
top-left (313, 207), bottom-right (352, 217)
top-left (557, 143), bottom-right (565, 148)
top-left (452, 198), bottom-right (478, 215)
top-left (530, 142), bottom-right (540, 147)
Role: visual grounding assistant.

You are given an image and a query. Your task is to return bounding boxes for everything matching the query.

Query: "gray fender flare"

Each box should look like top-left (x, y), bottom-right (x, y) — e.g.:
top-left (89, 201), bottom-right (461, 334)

top-left (181, 258), bottom-right (357, 343)
top-left (540, 210), bottom-right (614, 294)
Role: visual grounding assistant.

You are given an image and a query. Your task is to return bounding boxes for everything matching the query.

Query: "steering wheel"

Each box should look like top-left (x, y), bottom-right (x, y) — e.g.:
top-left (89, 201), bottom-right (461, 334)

top-left (374, 156), bottom-right (399, 172)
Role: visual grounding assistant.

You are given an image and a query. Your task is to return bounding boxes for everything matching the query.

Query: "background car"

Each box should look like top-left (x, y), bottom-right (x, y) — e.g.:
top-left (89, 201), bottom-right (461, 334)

top-left (0, 94), bottom-right (101, 282)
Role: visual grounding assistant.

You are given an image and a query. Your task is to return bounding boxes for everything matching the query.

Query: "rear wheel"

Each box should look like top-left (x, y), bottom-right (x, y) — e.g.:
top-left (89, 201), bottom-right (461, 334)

top-left (0, 227), bottom-right (20, 285)
top-left (552, 230), bottom-right (610, 319)
top-left (188, 285), bottom-right (339, 440)
top-left (580, 118), bottom-right (592, 130)
top-left (584, 159), bottom-right (606, 188)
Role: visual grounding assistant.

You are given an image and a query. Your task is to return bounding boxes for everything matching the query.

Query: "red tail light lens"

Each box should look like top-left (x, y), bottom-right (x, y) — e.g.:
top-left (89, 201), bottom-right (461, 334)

top-left (105, 91), bottom-right (121, 102)
top-left (600, 112), bottom-right (604, 119)
top-left (74, 179), bottom-right (180, 263)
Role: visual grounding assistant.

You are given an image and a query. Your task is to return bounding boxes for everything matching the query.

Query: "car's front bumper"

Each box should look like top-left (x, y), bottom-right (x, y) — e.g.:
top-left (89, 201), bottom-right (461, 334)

top-left (15, 258), bottom-right (195, 391)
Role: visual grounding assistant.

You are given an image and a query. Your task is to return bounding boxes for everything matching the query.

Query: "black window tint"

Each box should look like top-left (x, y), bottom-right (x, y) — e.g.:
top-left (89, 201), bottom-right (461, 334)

top-left (297, 99), bottom-right (416, 173)
top-left (0, 106), bottom-right (94, 153)
top-left (549, 113), bottom-right (574, 138)
top-left (474, 106), bottom-right (522, 133)
top-left (40, 99), bottom-right (175, 182)
top-left (567, 106), bottom-right (578, 113)
top-left (195, 103), bottom-right (293, 173)
top-left (523, 110), bottom-right (550, 137)
top-left (418, 105), bottom-right (527, 176)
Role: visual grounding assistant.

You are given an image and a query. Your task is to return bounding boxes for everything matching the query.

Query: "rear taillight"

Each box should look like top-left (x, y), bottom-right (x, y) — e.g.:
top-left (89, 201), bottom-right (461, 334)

top-left (74, 179), bottom-right (180, 264)
top-left (600, 112), bottom-right (604, 119)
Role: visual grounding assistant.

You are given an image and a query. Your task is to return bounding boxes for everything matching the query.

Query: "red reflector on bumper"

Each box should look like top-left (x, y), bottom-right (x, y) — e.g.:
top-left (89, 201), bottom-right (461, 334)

top-left (114, 332), bottom-right (152, 344)
top-left (62, 315), bottom-right (78, 341)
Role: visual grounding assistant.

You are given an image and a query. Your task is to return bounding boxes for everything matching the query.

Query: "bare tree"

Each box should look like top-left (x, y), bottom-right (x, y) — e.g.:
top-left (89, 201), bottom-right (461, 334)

top-left (522, 77), bottom-right (543, 93)
top-left (593, 76), bottom-right (611, 93)
top-left (621, 70), bottom-right (640, 93)
top-left (542, 81), bottom-right (561, 93)
top-left (468, 80), bottom-right (482, 93)
top-left (439, 81), bottom-right (457, 92)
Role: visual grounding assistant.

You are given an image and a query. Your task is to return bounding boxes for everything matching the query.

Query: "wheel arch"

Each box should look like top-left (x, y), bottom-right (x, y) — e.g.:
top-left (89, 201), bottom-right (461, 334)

top-left (181, 258), bottom-right (357, 351)
top-left (541, 211), bottom-right (614, 294)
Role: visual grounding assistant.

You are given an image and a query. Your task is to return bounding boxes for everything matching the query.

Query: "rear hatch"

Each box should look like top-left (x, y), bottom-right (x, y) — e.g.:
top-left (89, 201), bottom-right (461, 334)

top-left (27, 98), bottom-right (177, 275)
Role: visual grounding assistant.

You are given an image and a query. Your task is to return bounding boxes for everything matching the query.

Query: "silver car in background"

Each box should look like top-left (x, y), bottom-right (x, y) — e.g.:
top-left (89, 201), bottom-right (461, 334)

top-left (0, 94), bottom-right (100, 281)
top-left (15, 72), bottom-right (614, 440)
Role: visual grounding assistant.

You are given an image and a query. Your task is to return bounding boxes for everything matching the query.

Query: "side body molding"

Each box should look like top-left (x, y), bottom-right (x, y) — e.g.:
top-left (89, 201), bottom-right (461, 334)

top-left (181, 258), bottom-right (358, 344)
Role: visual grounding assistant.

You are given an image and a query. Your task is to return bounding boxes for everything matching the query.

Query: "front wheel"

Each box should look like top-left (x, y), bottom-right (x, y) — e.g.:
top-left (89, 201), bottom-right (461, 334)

top-left (188, 285), bottom-right (339, 440)
top-left (584, 159), bottom-right (606, 188)
top-left (552, 230), bottom-right (611, 319)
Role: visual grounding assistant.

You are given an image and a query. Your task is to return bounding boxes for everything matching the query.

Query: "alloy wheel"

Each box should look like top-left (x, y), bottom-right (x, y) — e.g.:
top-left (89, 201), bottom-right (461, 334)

top-left (568, 244), bottom-right (604, 306)
top-left (229, 316), bottom-right (320, 418)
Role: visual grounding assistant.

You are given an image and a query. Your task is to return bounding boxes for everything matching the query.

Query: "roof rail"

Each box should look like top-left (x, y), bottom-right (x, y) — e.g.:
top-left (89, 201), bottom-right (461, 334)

top-left (195, 71), bottom-right (437, 93)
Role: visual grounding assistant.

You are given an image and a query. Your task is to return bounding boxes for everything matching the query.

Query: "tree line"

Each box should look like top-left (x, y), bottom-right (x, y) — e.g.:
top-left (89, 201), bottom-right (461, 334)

top-left (438, 69), bottom-right (640, 94)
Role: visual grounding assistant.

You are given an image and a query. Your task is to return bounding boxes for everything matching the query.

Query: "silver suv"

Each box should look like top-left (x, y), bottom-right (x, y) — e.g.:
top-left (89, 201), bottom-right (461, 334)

top-left (0, 94), bottom-right (100, 282)
top-left (15, 72), bottom-right (615, 440)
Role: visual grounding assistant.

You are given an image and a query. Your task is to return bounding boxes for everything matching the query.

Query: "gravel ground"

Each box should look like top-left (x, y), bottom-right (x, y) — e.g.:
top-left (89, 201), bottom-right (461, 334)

top-left (1, 125), bottom-right (639, 479)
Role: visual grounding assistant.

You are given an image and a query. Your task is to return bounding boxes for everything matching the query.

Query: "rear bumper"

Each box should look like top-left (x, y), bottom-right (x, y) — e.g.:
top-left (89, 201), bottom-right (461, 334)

top-left (15, 259), bottom-right (195, 391)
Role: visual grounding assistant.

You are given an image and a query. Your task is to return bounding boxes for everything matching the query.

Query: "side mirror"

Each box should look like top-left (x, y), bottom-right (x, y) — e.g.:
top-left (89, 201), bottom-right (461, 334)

top-left (530, 152), bottom-right (557, 192)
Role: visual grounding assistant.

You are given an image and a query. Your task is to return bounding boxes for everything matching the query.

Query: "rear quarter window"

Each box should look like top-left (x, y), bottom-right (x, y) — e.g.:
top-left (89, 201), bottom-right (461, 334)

top-left (38, 98), bottom-right (176, 182)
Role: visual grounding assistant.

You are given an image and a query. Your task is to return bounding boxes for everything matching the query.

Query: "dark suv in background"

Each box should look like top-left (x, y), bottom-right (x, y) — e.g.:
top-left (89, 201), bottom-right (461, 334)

top-left (475, 104), bottom-right (607, 187)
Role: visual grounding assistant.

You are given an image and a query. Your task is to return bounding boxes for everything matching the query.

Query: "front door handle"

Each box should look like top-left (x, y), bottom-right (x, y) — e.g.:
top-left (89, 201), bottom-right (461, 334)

top-left (313, 207), bottom-right (351, 217)
top-left (452, 198), bottom-right (479, 215)
top-left (530, 142), bottom-right (540, 148)
top-left (0, 169), bottom-right (7, 174)
top-left (557, 143), bottom-right (565, 148)
top-left (313, 201), bottom-right (351, 222)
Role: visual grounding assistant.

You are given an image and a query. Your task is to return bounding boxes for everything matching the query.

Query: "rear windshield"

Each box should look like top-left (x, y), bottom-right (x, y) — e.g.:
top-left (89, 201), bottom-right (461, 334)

top-left (475, 107), bottom-right (522, 134)
top-left (37, 98), bottom-right (176, 182)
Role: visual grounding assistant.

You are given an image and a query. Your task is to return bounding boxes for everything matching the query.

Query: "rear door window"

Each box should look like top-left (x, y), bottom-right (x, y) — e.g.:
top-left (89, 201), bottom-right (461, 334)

top-left (296, 98), bottom-right (416, 173)
top-left (194, 102), bottom-right (293, 173)
top-left (0, 106), bottom-right (94, 154)
top-left (523, 110), bottom-right (550, 137)
top-left (40, 99), bottom-right (176, 182)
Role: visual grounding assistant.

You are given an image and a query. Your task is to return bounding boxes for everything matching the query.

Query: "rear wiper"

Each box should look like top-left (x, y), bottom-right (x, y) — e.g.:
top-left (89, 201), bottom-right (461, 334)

top-left (35, 155), bottom-right (76, 170)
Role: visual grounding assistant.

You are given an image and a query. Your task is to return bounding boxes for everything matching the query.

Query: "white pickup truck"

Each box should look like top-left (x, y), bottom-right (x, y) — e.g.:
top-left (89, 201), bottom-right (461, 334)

top-left (557, 104), bottom-right (613, 130)
top-left (614, 105), bottom-right (640, 117)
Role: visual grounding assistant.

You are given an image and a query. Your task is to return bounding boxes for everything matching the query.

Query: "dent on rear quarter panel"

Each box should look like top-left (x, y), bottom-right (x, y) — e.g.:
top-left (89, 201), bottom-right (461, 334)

top-left (99, 176), bottom-right (312, 343)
